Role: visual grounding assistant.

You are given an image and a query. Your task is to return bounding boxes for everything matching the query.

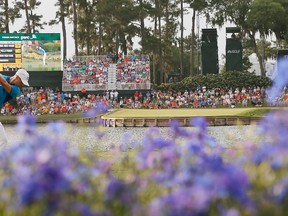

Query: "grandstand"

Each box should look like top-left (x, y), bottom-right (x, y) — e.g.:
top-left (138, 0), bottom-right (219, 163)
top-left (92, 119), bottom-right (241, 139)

top-left (62, 54), bottom-right (151, 91)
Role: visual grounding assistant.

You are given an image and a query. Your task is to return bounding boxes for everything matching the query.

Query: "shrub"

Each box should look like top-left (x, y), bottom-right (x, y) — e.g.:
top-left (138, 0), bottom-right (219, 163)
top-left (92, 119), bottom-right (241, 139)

top-left (156, 72), bottom-right (273, 92)
top-left (43, 42), bottom-right (61, 53)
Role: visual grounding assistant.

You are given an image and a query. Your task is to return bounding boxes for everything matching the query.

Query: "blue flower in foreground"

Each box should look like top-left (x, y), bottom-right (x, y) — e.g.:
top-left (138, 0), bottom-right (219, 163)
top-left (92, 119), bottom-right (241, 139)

top-left (0, 120), bottom-right (101, 215)
top-left (137, 136), bottom-right (176, 169)
top-left (17, 114), bottom-right (36, 126)
top-left (266, 58), bottom-right (288, 101)
top-left (245, 109), bottom-right (288, 210)
top-left (272, 177), bottom-right (288, 203)
top-left (136, 118), bottom-right (251, 215)
top-left (46, 121), bottom-right (66, 134)
top-left (219, 207), bottom-right (240, 216)
top-left (258, 110), bottom-right (288, 146)
top-left (16, 114), bottom-right (37, 134)
top-left (73, 202), bottom-right (100, 216)
top-left (149, 186), bottom-right (212, 216)
top-left (190, 116), bottom-right (207, 131)
top-left (104, 177), bottom-right (139, 215)
top-left (252, 110), bottom-right (288, 167)
top-left (83, 102), bottom-right (108, 118)
top-left (169, 119), bottom-right (190, 137)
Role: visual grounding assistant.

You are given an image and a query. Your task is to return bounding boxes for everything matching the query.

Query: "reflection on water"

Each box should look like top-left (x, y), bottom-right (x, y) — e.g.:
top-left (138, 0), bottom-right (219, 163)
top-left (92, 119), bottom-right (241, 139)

top-left (4, 124), bottom-right (257, 151)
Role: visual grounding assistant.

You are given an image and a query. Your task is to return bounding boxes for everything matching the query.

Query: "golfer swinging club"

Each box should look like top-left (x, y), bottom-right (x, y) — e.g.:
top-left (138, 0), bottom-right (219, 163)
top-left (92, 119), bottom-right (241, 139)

top-left (37, 46), bottom-right (47, 66)
top-left (0, 69), bottom-right (30, 148)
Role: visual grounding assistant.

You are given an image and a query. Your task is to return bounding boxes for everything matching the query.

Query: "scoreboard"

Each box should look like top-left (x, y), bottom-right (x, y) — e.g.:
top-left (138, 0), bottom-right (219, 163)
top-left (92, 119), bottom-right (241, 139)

top-left (0, 43), bottom-right (22, 69)
top-left (0, 33), bottom-right (61, 72)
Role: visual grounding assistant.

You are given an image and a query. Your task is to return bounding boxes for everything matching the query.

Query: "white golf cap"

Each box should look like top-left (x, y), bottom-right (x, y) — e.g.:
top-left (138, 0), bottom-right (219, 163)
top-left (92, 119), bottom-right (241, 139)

top-left (16, 69), bottom-right (29, 86)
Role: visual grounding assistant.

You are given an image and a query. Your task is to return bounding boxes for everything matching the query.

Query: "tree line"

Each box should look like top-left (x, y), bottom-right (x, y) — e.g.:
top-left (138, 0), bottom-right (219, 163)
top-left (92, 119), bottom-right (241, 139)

top-left (0, 0), bottom-right (287, 84)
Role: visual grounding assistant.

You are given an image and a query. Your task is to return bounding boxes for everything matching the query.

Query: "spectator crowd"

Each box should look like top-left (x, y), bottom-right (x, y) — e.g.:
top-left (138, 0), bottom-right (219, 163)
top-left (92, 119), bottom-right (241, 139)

top-left (1, 86), bottom-right (288, 116)
top-left (62, 54), bottom-right (150, 91)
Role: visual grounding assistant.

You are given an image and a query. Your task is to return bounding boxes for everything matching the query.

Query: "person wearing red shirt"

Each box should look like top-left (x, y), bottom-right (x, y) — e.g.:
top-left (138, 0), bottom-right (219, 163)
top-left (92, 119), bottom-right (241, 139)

top-left (134, 91), bottom-right (139, 101)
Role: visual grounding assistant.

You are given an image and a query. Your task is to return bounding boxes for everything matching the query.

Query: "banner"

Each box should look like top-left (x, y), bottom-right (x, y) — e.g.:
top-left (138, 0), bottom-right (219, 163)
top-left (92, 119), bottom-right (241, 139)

top-left (226, 38), bottom-right (243, 72)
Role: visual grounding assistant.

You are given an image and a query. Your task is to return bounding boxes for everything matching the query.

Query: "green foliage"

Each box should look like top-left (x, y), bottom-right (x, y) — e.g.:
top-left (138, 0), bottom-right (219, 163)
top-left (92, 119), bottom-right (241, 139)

top-left (156, 72), bottom-right (273, 91)
top-left (247, 0), bottom-right (285, 35)
top-left (15, 0), bottom-right (46, 33)
top-left (0, 0), bottom-right (21, 33)
top-left (238, 108), bottom-right (271, 117)
top-left (43, 42), bottom-right (61, 52)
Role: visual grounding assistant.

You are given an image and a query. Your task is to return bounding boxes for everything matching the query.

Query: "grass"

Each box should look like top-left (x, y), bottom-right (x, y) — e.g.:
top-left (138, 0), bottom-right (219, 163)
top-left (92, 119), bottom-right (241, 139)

top-left (237, 107), bottom-right (272, 117)
top-left (102, 107), bottom-right (265, 119)
top-left (0, 112), bottom-right (83, 123)
top-left (0, 107), bottom-right (281, 123)
top-left (23, 58), bottom-right (62, 71)
top-left (0, 107), bottom-right (285, 124)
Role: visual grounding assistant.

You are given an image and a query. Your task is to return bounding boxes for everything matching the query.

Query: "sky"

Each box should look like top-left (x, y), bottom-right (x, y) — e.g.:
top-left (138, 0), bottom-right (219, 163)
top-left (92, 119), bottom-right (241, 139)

top-left (10, 0), bottom-right (234, 64)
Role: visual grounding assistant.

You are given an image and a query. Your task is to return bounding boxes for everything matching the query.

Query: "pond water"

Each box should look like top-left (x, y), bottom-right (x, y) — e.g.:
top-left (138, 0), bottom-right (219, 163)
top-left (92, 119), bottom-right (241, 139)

top-left (4, 124), bottom-right (257, 151)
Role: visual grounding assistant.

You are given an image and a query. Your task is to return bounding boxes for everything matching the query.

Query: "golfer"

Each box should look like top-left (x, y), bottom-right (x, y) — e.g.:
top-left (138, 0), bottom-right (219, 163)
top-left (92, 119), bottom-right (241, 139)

top-left (0, 69), bottom-right (30, 148)
top-left (37, 46), bottom-right (47, 66)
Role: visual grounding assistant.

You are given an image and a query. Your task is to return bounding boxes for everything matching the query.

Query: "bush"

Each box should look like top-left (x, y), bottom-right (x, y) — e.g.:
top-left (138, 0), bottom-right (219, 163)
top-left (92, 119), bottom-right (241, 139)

top-left (156, 72), bottom-right (273, 92)
top-left (43, 42), bottom-right (61, 53)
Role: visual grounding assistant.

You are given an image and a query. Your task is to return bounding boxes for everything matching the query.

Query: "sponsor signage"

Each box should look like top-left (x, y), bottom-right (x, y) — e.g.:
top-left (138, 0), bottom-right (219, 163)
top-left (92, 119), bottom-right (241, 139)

top-left (227, 50), bottom-right (241, 54)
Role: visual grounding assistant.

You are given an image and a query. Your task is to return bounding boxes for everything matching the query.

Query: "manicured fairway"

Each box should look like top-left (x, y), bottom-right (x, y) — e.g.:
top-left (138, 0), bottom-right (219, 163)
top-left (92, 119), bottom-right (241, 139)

top-left (102, 108), bottom-right (263, 119)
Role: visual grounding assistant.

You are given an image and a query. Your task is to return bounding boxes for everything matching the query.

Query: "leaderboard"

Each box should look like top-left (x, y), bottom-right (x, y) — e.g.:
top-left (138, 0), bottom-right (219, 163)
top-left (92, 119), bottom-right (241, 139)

top-left (0, 43), bottom-right (22, 71)
top-left (0, 33), bottom-right (61, 72)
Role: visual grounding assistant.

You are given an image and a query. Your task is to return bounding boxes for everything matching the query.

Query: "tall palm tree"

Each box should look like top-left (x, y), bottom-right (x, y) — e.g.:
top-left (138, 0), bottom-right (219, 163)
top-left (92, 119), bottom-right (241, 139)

top-left (49, 0), bottom-right (69, 60)
top-left (0, 0), bottom-right (20, 33)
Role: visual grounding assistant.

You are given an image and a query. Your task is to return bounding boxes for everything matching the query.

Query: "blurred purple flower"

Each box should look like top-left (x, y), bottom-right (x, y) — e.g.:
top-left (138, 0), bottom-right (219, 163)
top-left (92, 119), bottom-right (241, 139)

top-left (271, 158), bottom-right (282, 170)
top-left (258, 110), bottom-right (288, 146)
top-left (17, 114), bottom-right (36, 126)
top-left (83, 102), bottom-right (108, 118)
top-left (73, 202), bottom-right (99, 216)
top-left (137, 137), bottom-right (176, 169)
top-left (272, 177), bottom-right (288, 203)
top-left (253, 110), bottom-right (288, 168)
top-left (220, 208), bottom-right (240, 216)
top-left (190, 117), bottom-right (207, 131)
top-left (46, 121), bottom-right (65, 134)
top-left (187, 141), bottom-right (202, 154)
top-left (105, 177), bottom-right (138, 215)
top-left (0, 122), bottom-right (102, 214)
top-left (169, 119), bottom-right (190, 137)
top-left (149, 186), bottom-right (212, 216)
top-left (266, 58), bottom-right (288, 101)
top-left (16, 114), bottom-right (37, 135)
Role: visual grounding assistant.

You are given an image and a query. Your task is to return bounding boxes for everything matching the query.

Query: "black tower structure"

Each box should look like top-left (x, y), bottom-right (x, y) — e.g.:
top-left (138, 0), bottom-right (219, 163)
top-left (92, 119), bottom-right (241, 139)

top-left (201, 28), bottom-right (219, 74)
top-left (226, 27), bottom-right (243, 72)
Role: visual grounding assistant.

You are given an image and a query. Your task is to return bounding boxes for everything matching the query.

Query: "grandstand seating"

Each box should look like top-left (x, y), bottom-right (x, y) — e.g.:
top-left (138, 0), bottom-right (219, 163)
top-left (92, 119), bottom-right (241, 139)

top-left (62, 55), bottom-right (151, 91)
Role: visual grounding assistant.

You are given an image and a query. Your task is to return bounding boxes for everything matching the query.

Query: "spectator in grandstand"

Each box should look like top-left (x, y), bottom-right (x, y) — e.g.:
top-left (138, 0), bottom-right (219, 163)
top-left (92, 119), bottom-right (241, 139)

top-left (81, 87), bottom-right (87, 98)
top-left (0, 69), bottom-right (29, 148)
top-left (113, 90), bottom-right (119, 102)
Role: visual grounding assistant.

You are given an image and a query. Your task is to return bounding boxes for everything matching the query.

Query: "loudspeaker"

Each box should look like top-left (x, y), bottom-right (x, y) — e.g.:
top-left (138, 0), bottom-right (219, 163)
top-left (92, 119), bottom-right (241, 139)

top-left (201, 29), bottom-right (219, 74)
top-left (226, 38), bottom-right (243, 72)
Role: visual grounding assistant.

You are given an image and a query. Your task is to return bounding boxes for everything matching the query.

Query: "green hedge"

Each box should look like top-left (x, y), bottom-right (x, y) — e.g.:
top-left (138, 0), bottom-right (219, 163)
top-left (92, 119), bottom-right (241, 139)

top-left (43, 42), bottom-right (61, 52)
top-left (155, 72), bottom-right (273, 92)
